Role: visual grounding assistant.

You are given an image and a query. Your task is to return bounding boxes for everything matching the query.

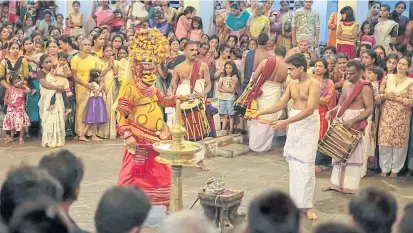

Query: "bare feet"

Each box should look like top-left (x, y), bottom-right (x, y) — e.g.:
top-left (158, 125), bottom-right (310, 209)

top-left (47, 105), bottom-right (55, 111)
top-left (4, 137), bottom-right (13, 144)
top-left (78, 136), bottom-right (89, 142)
top-left (306, 209), bottom-right (318, 220)
top-left (19, 138), bottom-right (24, 144)
top-left (390, 172), bottom-right (398, 178)
top-left (315, 165), bottom-right (323, 173)
top-left (380, 172), bottom-right (388, 177)
top-left (322, 186), bottom-right (332, 192)
top-left (64, 108), bottom-right (72, 118)
top-left (92, 136), bottom-right (102, 141)
top-left (196, 161), bottom-right (210, 171)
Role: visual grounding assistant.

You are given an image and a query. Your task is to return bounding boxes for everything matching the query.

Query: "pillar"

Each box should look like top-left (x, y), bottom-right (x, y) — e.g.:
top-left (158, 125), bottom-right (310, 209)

top-left (312, 0), bottom-right (329, 42)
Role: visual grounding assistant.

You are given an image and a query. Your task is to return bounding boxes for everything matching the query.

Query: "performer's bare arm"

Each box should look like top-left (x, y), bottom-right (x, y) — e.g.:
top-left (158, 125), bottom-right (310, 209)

top-left (200, 63), bottom-right (211, 98)
top-left (171, 66), bottom-right (179, 95)
top-left (285, 80), bottom-right (321, 124)
top-left (251, 59), bottom-right (266, 81)
top-left (256, 81), bottom-right (292, 116)
top-left (345, 86), bottom-right (374, 125)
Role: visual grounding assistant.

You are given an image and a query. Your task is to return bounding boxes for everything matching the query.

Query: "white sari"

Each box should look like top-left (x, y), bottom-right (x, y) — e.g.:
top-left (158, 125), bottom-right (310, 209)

top-left (38, 73), bottom-right (66, 148)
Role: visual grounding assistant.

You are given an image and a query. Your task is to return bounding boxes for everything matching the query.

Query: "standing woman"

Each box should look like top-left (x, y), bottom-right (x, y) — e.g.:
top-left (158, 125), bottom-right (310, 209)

top-left (376, 57), bottom-right (413, 178)
top-left (46, 40), bottom-right (59, 68)
top-left (97, 45), bottom-right (118, 140)
top-left (37, 54), bottom-right (66, 148)
top-left (71, 39), bottom-right (101, 141)
top-left (23, 37), bottom-right (41, 137)
top-left (111, 35), bottom-right (124, 60)
top-left (327, 12), bottom-right (338, 46)
top-left (91, 33), bottom-right (105, 58)
top-left (336, 6), bottom-right (358, 59)
top-left (390, 1), bottom-right (408, 43)
top-left (371, 4), bottom-right (398, 52)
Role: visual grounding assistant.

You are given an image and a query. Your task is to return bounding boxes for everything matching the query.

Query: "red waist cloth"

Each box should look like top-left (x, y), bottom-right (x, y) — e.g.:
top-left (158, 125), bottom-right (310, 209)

top-left (118, 138), bottom-right (171, 206)
top-left (319, 106), bottom-right (329, 140)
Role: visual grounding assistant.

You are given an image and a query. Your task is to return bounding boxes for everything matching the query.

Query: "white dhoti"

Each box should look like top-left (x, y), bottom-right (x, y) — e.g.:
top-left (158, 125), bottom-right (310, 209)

top-left (330, 109), bottom-right (365, 194)
top-left (284, 109), bottom-right (320, 209)
top-left (248, 81), bottom-right (282, 152)
top-left (175, 80), bottom-right (207, 162)
top-left (361, 115), bottom-right (374, 177)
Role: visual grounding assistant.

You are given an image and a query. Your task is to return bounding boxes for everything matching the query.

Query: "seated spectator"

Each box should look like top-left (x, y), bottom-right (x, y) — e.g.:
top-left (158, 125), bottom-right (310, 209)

top-left (247, 190), bottom-right (300, 233)
top-left (8, 196), bottom-right (74, 233)
top-left (314, 222), bottom-right (364, 233)
top-left (0, 166), bottom-right (63, 223)
top-left (95, 186), bottom-right (151, 233)
top-left (159, 211), bottom-right (215, 233)
top-left (349, 187), bottom-right (397, 233)
top-left (38, 150), bottom-right (88, 233)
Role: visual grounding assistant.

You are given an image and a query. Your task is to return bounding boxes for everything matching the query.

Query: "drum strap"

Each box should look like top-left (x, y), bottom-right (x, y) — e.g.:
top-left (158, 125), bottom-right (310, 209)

top-left (190, 60), bottom-right (202, 94)
top-left (336, 80), bottom-right (372, 130)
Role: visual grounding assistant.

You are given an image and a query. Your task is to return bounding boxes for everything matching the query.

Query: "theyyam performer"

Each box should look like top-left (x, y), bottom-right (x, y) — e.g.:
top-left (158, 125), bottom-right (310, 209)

top-left (250, 53), bottom-right (320, 220)
top-left (171, 40), bottom-right (212, 171)
top-left (116, 28), bottom-right (190, 208)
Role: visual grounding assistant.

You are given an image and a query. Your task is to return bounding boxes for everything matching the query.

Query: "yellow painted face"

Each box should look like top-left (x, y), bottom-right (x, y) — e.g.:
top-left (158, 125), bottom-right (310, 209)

top-left (142, 73), bottom-right (157, 85)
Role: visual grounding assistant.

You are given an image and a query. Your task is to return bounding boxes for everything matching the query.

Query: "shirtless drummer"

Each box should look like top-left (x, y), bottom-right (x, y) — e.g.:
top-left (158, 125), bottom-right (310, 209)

top-left (251, 53), bottom-right (320, 220)
top-left (171, 40), bottom-right (211, 171)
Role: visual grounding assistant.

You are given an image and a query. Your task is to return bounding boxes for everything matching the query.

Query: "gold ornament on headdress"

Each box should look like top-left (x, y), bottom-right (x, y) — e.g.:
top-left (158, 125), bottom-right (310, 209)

top-left (129, 28), bottom-right (169, 64)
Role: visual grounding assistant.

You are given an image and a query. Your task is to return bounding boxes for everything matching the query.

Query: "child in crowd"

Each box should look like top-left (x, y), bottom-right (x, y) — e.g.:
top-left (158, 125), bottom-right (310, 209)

top-left (358, 20), bottom-right (376, 47)
top-left (3, 74), bottom-right (31, 144)
top-left (384, 53), bottom-right (398, 75)
top-left (189, 16), bottom-right (203, 42)
top-left (218, 61), bottom-right (239, 134)
top-left (111, 9), bottom-right (125, 38)
top-left (34, 41), bottom-right (44, 53)
top-left (117, 46), bottom-right (128, 82)
top-left (49, 52), bottom-right (72, 117)
top-left (81, 69), bottom-right (107, 142)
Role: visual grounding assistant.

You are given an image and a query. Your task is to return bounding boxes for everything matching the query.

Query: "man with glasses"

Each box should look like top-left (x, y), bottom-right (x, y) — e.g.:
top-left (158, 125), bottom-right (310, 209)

top-left (291, 0), bottom-right (319, 49)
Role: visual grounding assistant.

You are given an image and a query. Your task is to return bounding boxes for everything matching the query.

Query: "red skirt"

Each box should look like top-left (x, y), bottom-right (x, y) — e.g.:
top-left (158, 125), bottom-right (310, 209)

top-left (319, 106), bottom-right (329, 140)
top-left (337, 43), bottom-right (356, 59)
top-left (118, 142), bottom-right (171, 206)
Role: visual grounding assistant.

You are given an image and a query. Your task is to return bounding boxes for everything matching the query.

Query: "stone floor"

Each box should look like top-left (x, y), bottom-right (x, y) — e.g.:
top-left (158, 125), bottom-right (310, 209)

top-left (0, 138), bottom-right (413, 233)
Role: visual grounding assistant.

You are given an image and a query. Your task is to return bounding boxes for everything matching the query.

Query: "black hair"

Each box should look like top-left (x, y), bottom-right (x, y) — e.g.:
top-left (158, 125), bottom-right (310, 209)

top-left (362, 49), bottom-right (379, 66)
top-left (10, 73), bottom-right (21, 84)
top-left (8, 196), bottom-right (72, 233)
top-left (356, 44), bottom-right (372, 57)
top-left (43, 9), bottom-right (53, 17)
top-left (394, 42), bottom-right (407, 54)
top-left (340, 6), bottom-right (356, 21)
top-left (360, 20), bottom-right (372, 35)
top-left (399, 203), bottom-right (413, 233)
top-left (92, 33), bottom-right (102, 47)
top-left (384, 54), bottom-right (399, 74)
top-left (191, 16), bottom-right (203, 30)
top-left (58, 35), bottom-right (78, 50)
top-left (239, 34), bottom-right (249, 42)
top-left (209, 34), bottom-right (219, 43)
top-left (201, 33), bottom-right (209, 40)
top-left (39, 54), bottom-right (50, 69)
top-left (8, 40), bottom-right (20, 50)
top-left (230, 2), bottom-right (240, 10)
top-left (257, 33), bottom-right (269, 46)
top-left (314, 58), bottom-right (329, 79)
top-left (274, 46), bottom-right (287, 58)
top-left (38, 150), bottom-right (84, 202)
top-left (199, 42), bottom-right (210, 49)
top-left (248, 190), bottom-right (299, 233)
top-left (169, 38), bottom-right (179, 45)
top-left (314, 223), bottom-right (364, 233)
top-left (89, 69), bottom-right (102, 83)
top-left (45, 39), bottom-right (58, 49)
top-left (118, 46), bottom-right (128, 56)
top-left (391, 1), bottom-right (406, 22)
top-left (0, 166), bottom-right (63, 223)
top-left (372, 66), bottom-right (384, 81)
top-left (95, 186), bottom-right (151, 233)
top-left (227, 35), bottom-right (238, 45)
top-left (347, 59), bottom-right (364, 71)
top-left (350, 187), bottom-right (397, 233)
top-left (399, 56), bottom-right (412, 71)
top-left (111, 34), bottom-right (124, 46)
top-left (382, 4), bottom-right (392, 19)
top-left (373, 45), bottom-right (387, 58)
top-left (176, 6), bottom-right (196, 23)
top-left (57, 51), bottom-right (68, 60)
top-left (72, 1), bottom-right (80, 7)
top-left (223, 60), bottom-right (240, 79)
top-left (233, 48), bottom-right (243, 59)
top-left (179, 37), bottom-right (188, 44)
top-left (285, 53), bottom-right (307, 72)
top-left (183, 40), bottom-right (197, 49)
top-left (324, 45), bottom-right (337, 55)
top-left (21, 37), bottom-right (33, 54)
top-left (218, 43), bottom-right (231, 58)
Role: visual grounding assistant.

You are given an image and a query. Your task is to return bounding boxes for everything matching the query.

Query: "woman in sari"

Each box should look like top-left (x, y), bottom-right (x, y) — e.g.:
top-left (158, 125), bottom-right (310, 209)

top-left (245, 3), bottom-right (270, 40)
top-left (327, 12), bottom-right (337, 46)
top-left (313, 59), bottom-right (336, 173)
top-left (46, 40), bottom-right (59, 68)
top-left (91, 33), bottom-right (105, 58)
top-left (376, 57), bottom-right (413, 178)
top-left (372, 4), bottom-right (398, 51)
top-left (390, 1), bottom-right (408, 43)
top-left (58, 35), bottom-right (79, 62)
top-left (71, 39), bottom-right (101, 140)
top-left (97, 45), bottom-right (118, 140)
top-left (23, 37), bottom-right (42, 137)
top-left (37, 54), bottom-right (66, 148)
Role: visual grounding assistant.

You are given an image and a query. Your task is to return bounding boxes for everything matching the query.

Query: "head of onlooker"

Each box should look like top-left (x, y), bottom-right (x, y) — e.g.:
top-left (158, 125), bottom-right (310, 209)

top-left (247, 190), bottom-right (300, 233)
top-left (314, 222), bottom-right (364, 233)
top-left (349, 187), bottom-right (397, 233)
top-left (0, 166), bottom-right (63, 223)
top-left (257, 33), bottom-right (269, 47)
top-left (95, 186), bottom-right (151, 233)
top-left (394, 203), bottom-right (413, 233)
top-left (8, 196), bottom-right (74, 233)
top-left (159, 211), bottom-right (215, 233)
top-left (38, 150), bottom-right (84, 212)
top-left (274, 45), bottom-right (287, 59)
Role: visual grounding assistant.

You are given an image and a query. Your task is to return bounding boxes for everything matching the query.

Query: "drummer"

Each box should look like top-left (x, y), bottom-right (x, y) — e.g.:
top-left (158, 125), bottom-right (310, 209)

top-left (171, 40), bottom-right (212, 171)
